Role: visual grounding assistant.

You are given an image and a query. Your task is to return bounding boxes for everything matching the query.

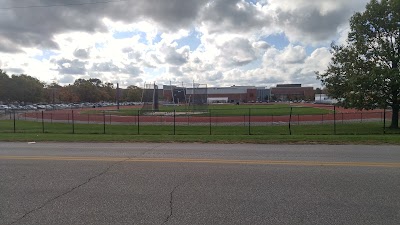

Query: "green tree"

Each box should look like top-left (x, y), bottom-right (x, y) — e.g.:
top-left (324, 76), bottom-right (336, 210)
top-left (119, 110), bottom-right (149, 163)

top-left (102, 82), bottom-right (116, 102)
top-left (124, 85), bottom-right (142, 102)
top-left (317, 0), bottom-right (400, 128)
top-left (45, 82), bottom-right (62, 104)
top-left (59, 85), bottom-right (80, 103)
top-left (72, 79), bottom-right (99, 102)
top-left (10, 74), bottom-right (45, 103)
top-left (0, 70), bottom-right (11, 102)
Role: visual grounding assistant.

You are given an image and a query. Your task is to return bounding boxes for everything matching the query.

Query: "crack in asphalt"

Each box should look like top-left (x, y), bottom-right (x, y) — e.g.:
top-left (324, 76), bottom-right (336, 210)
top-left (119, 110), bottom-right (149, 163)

top-left (162, 184), bottom-right (180, 224)
top-left (8, 144), bottom-right (167, 225)
top-left (8, 158), bottom-right (130, 225)
top-left (162, 178), bottom-right (189, 225)
top-left (139, 143), bottom-right (165, 156)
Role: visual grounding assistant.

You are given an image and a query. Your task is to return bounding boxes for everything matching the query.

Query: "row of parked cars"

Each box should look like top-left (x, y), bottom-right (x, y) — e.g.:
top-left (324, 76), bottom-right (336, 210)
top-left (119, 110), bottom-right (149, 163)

top-left (0, 102), bottom-right (143, 111)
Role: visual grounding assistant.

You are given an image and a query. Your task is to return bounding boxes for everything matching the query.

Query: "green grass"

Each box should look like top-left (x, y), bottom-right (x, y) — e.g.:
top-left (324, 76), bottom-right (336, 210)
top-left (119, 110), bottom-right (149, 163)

top-left (83, 104), bottom-right (332, 117)
top-left (1, 118), bottom-right (399, 144)
top-left (0, 133), bottom-right (399, 145)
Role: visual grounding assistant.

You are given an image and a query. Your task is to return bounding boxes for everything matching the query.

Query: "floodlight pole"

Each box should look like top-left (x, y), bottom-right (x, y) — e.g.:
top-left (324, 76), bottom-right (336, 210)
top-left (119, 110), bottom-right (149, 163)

top-left (170, 81), bottom-right (175, 103)
top-left (192, 80), bottom-right (195, 106)
top-left (206, 84), bottom-right (208, 105)
top-left (117, 83), bottom-right (120, 110)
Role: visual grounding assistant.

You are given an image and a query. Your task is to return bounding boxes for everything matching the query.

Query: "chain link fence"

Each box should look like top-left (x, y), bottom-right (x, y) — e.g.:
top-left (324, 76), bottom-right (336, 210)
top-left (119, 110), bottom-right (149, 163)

top-left (0, 106), bottom-right (399, 135)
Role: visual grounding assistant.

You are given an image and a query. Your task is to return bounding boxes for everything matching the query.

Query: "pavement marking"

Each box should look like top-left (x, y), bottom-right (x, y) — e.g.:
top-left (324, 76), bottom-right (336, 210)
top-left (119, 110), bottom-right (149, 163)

top-left (1, 156), bottom-right (400, 168)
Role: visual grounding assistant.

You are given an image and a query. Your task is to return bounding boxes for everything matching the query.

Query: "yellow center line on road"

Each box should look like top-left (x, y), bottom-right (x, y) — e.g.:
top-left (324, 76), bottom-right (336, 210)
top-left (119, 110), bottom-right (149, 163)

top-left (1, 155), bottom-right (400, 168)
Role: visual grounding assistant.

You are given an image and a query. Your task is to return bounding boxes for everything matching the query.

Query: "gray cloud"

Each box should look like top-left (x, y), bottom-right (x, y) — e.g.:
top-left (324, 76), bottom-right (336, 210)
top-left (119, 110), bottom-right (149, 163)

top-left (92, 62), bottom-right (120, 73)
top-left (162, 46), bottom-right (189, 66)
top-left (73, 48), bottom-right (90, 59)
top-left (121, 64), bottom-right (142, 76)
top-left (207, 71), bottom-right (223, 81)
top-left (122, 47), bottom-right (142, 62)
top-left (0, 0), bottom-right (209, 52)
top-left (253, 41), bottom-right (270, 49)
top-left (168, 67), bottom-right (184, 77)
top-left (200, 0), bottom-right (271, 33)
top-left (273, 0), bottom-right (369, 44)
top-left (58, 74), bottom-right (75, 84)
top-left (218, 37), bottom-right (256, 67)
top-left (54, 58), bottom-right (87, 75)
top-left (91, 62), bottom-right (142, 76)
top-left (0, 0), bottom-right (369, 53)
top-left (5, 68), bottom-right (25, 75)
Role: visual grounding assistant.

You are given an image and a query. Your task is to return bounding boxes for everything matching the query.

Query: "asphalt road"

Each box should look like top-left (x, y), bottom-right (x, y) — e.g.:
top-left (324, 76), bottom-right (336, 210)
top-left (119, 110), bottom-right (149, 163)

top-left (1, 142), bottom-right (400, 225)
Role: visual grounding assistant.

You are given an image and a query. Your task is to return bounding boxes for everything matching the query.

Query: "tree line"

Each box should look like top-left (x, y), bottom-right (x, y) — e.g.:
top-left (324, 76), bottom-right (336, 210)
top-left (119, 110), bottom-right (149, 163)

top-left (0, 69), bottom-right (142, 104)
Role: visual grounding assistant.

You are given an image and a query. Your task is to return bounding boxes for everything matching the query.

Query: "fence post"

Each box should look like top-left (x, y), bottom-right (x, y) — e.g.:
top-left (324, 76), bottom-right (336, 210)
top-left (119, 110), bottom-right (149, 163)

top-left (103, 112), bottom-right (106, 134)
top-left (88, 114), bottom-right (90, 124)
top-left (342, 113), bottom-right (344, 124)
top-left (134, 111), bottom-right (137, 125)
top-left (42, 111), bottom-right (44, 133)
top-left (173, 110), bottom-right (176, 135)
top-left (333, 105), bottom-right (336, 135)
top-left (248, 108), bottom-right (251, 135)
top-left (51, 113), bottom-right (53, 124)
top-left (383, 108), bottom-right (386, 134)
top-left (289, 107), bottom-right (293, 135)
top-left (361, 112), bottom-right (363, 123)
top-left (72, 110), bottom-right (75, 134)
top-left (13, 110), bottom-right (16, 133)
top-left (209, 110), bottom-right (212, 135)
top-left (137, 110), bottom-right (140, 135)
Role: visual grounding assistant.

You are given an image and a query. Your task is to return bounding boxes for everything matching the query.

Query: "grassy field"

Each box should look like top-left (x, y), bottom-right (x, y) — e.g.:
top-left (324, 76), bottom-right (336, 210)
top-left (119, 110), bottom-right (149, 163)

top-left (1, 119), bottom-right (399, 144)
top-left (83, 104), bottom-right (332, 116)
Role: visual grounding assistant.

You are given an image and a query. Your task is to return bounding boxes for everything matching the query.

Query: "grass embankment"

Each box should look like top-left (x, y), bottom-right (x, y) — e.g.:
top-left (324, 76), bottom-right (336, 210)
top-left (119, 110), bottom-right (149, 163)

top-left (0, 133), bottom-right (399, 145)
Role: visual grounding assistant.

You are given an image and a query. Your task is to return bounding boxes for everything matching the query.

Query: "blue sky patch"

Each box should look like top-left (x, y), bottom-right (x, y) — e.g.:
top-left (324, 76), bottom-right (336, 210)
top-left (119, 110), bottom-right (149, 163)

top-left (176, 30), bottom-right (201, 51)
top-left (153, 33), bottom-right (162, 44)
top-left (113, 31), bottom-right (148, 44)
top-left (34, 50), bottom-right (59, 61)
top-left (143, 67), bottom-right (166, 79)
top-left (95, 43), bottom-right (106, 49)
top-left (245, 0), bottom-right (259, 4)
top-left (305, 45), bottom-right (320, 55)
top-left (262, 33), bottom-right (290, 50)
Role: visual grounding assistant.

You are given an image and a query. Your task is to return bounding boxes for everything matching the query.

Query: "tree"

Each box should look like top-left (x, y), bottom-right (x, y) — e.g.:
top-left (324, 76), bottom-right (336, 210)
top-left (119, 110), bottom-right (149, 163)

top-left (123, 85), bottom-right (142, 102)
top-left (45, 82), bottom-right (62, 104)
top-left (10, 74), bottom-right (45, 103)
top-left (59, 85), bottom-right (80, 103)
top-left (0, 70), bottom-right (11, 102)
top-left (317, 0), bottom-right (400, 128)
top-left (102, 82), bottom-right (116, 102)
top-left (73, 78), bottom-right (104, 102)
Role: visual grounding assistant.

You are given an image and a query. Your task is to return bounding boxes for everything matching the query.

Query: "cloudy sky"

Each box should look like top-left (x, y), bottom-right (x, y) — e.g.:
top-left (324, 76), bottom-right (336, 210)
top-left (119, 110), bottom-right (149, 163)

top-left (0, 0), bottom-right (369, 88)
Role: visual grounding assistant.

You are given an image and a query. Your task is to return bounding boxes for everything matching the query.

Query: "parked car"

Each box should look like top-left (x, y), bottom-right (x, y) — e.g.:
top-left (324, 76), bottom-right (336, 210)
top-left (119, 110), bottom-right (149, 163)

top-left (0, 105), bottom-right (10, 110)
